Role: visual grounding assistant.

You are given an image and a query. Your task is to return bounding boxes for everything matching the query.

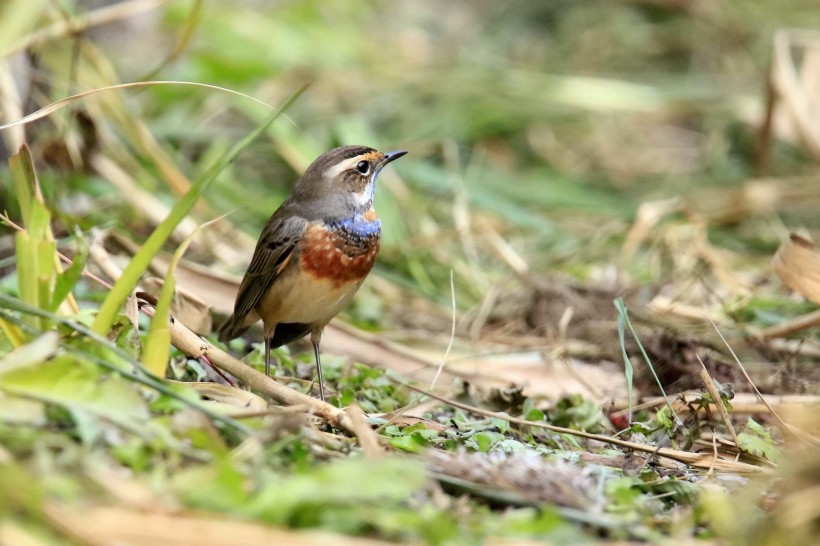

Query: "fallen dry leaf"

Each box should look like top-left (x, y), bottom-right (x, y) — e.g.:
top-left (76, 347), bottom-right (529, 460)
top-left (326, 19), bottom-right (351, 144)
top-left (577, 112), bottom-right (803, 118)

top-left (181, 381), bottom-right (269, 411)
top-left (143, 276), bottom-right (213, 335)
top-left (771, 233), bottom-right (820, 305)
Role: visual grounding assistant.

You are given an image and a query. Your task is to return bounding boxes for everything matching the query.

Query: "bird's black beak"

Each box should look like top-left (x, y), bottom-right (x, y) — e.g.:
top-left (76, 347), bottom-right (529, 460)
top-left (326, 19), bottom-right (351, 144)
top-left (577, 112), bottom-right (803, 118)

top-left (381, 150), bottom-right (407, 166)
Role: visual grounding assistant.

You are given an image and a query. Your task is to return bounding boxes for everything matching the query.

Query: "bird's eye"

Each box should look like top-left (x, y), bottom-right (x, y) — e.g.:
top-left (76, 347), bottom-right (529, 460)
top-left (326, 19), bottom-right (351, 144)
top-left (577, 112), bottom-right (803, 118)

top-left (356, 160), bottom-right (370, 174)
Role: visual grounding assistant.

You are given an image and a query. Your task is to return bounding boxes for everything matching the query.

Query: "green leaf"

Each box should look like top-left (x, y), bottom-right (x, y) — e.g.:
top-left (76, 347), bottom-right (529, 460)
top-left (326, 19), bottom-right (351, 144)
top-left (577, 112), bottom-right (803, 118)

top-left (491, 415), bottom-right (511, 434)
top-left (10, 144), bottom-right (60, 331)
top-left (28, 199), bottom-right (52, 245)
top-left (0, 354), bottom-right (150, 435)
top-left (495, 439), bottom-right (528, 453)
top-left (174, 460), bottom-right (250, 512)
top-left (143, 214), bottom-right (222, 377)
top-left (615, 297), bottom-right (677, 425)
top-left (0, 331), bottom-right (59, 374)
top-left (0, 294), bottom-right (250, 435)
top-left (247, 456), bottom-right (427, 523)
top-left (49, 233), bottom-right (88, 312)
top-left (34, 235), bottom-right (56, 327)
top-left (523, 398), bottom-right (545, 422)
top-left (656, 405), bottom-right (675, 431)
top-left (389, 433), bottom-right (429, 453)
top-left (8, 144), bottom-right (38, 231)
top-left (615, 297), bottom-right (634, 423)
top-left (606, 475), bottom-right (641, 509)
top-left (472, 431), bottom-right (503, 452)
top-left (14, 231), bottom-right (40, 328)
top-left (737, 418), bottom-right (780, 462)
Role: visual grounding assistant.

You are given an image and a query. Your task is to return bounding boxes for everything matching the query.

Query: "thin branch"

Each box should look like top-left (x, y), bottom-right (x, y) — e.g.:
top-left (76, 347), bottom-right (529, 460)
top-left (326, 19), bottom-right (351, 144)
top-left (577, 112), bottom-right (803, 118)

top-left (396, 380), bottom-right (769, 474)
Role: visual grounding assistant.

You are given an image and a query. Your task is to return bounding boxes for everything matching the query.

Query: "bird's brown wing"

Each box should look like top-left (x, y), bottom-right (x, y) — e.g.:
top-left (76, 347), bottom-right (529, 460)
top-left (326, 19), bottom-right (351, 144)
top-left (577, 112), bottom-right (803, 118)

top-left (217, 213), bottom-right (308, 341)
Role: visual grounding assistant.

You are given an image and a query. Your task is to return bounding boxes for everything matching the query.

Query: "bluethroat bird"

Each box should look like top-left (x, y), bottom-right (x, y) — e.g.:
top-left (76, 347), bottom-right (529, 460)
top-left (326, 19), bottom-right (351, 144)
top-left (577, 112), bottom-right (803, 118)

top-left (218, 145), bottom-right (407, 401)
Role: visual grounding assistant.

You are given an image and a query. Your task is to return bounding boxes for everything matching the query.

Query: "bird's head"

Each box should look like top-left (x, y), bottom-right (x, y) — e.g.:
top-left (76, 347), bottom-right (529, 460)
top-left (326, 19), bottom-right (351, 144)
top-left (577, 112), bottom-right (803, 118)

top-left (290, 145), bottom-right (407, 219)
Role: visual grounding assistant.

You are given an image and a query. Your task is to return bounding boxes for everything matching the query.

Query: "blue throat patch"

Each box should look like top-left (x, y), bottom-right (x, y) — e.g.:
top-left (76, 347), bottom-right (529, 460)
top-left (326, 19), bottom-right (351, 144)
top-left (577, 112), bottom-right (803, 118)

top-left (330, 213), bottom-right (381, 237)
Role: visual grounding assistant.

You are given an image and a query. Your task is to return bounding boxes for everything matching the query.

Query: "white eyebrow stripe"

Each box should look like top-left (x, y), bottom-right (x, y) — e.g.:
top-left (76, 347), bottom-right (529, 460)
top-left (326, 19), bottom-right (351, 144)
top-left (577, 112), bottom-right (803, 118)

top-left (324, 157), bottom-right (362, 180)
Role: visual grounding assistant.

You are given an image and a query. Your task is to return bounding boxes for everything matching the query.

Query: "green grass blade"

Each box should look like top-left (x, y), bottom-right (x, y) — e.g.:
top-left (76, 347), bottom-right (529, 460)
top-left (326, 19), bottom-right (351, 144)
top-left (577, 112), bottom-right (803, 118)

top-left (14, 231), bottom-right (39, 330)
top-left (614, 297), bottom-right (633, 424)
top-left (34, 236), bottom-right (56, 330)
top-left (143, 216), bottom-right (222, 376)
top-left (0, 294), bottom-right (251, 435)
top-left (91, 84), bottom-right (307, 336)
top-left (8, 145), bottom-right (36, 230)
top-left (0, 331), bottom-right (59, 373)
top-left (49, 234), bottom-right (88, 312)
top-left (614, 297), bottom-right (677, 421)
top-left (141, 290), bottom-right (173, 377)
top-left (0, 0), bottom-right (47, 53)
top-left (0, 316), bottom-right (25, 348)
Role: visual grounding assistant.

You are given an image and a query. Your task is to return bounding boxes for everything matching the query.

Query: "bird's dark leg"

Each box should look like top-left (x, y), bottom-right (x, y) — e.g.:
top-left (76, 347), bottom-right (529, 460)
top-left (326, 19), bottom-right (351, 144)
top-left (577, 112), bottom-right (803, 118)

top-left (264, 337), bottom-right (271, 377)
top-left (310, 331), bottom-right (325, 402)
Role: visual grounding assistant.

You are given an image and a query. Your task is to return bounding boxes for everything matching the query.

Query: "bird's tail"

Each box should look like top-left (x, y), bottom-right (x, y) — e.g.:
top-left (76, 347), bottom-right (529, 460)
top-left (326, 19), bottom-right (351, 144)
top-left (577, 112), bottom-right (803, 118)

top-left (217, 315), bottom-right (249, 342)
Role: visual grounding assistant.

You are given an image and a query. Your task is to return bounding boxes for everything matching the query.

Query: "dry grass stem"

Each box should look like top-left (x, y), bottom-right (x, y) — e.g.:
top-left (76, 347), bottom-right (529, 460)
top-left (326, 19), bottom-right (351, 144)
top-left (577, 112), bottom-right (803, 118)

top-left (430, 269), bottom-right (456, 390)
top-left (479, 217), bottom-right (529, 275)
top-left (345, 405), bottom-right (384, 458)
top-left (759, 309), bottom-right (820, 339)
top-left (698, 359), bottom-right (739, 446)
top-left (708, 317), bottom-right (820, 448)
top-left (179, 381), bottom-right (269, 412)
top-left (770, 29), bottom-right (820, 163)
top-left (612, 392), bottom-right (820, 417)
top-left (400, 382), bottom-right (769, 474)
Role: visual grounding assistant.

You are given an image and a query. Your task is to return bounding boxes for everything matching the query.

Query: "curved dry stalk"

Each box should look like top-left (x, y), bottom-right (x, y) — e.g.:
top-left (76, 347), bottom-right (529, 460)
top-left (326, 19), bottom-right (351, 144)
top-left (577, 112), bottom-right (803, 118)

top-left (706, 316), bottom-right (820, 449)
top-left (0, 81), bottom-right (276, 133)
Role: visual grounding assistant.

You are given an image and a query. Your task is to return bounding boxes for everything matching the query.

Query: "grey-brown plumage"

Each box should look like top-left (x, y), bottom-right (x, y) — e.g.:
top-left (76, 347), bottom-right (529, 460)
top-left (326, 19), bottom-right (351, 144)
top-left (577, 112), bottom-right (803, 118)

top-left (218, 145), bottom-right (407, 400)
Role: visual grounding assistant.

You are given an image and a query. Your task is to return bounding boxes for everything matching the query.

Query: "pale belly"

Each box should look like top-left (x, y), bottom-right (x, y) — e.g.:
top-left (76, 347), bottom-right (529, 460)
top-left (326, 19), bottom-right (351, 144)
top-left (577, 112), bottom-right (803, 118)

top-left (253, 266), bottom-right (363, 337)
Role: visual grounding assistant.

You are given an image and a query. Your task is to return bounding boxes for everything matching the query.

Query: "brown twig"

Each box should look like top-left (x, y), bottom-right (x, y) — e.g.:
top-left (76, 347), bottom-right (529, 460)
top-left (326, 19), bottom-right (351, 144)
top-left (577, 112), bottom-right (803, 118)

top-left (697, 356), bottom-right (739, 446)
top-left (611, 392), bottom-right (820, 417)
top-left (345, 405), bottom-right (384, 458)
top-left (759, 308), bottom-right (820, 339)
top-left (395, 381), bottom-right (769, 474)
top-left (159, 305), bottom-right (356, 434)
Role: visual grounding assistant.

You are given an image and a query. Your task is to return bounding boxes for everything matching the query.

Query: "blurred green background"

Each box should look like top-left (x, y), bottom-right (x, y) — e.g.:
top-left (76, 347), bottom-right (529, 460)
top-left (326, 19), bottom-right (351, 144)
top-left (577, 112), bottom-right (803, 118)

top-left (3, 0), bottom-right (820, 326)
